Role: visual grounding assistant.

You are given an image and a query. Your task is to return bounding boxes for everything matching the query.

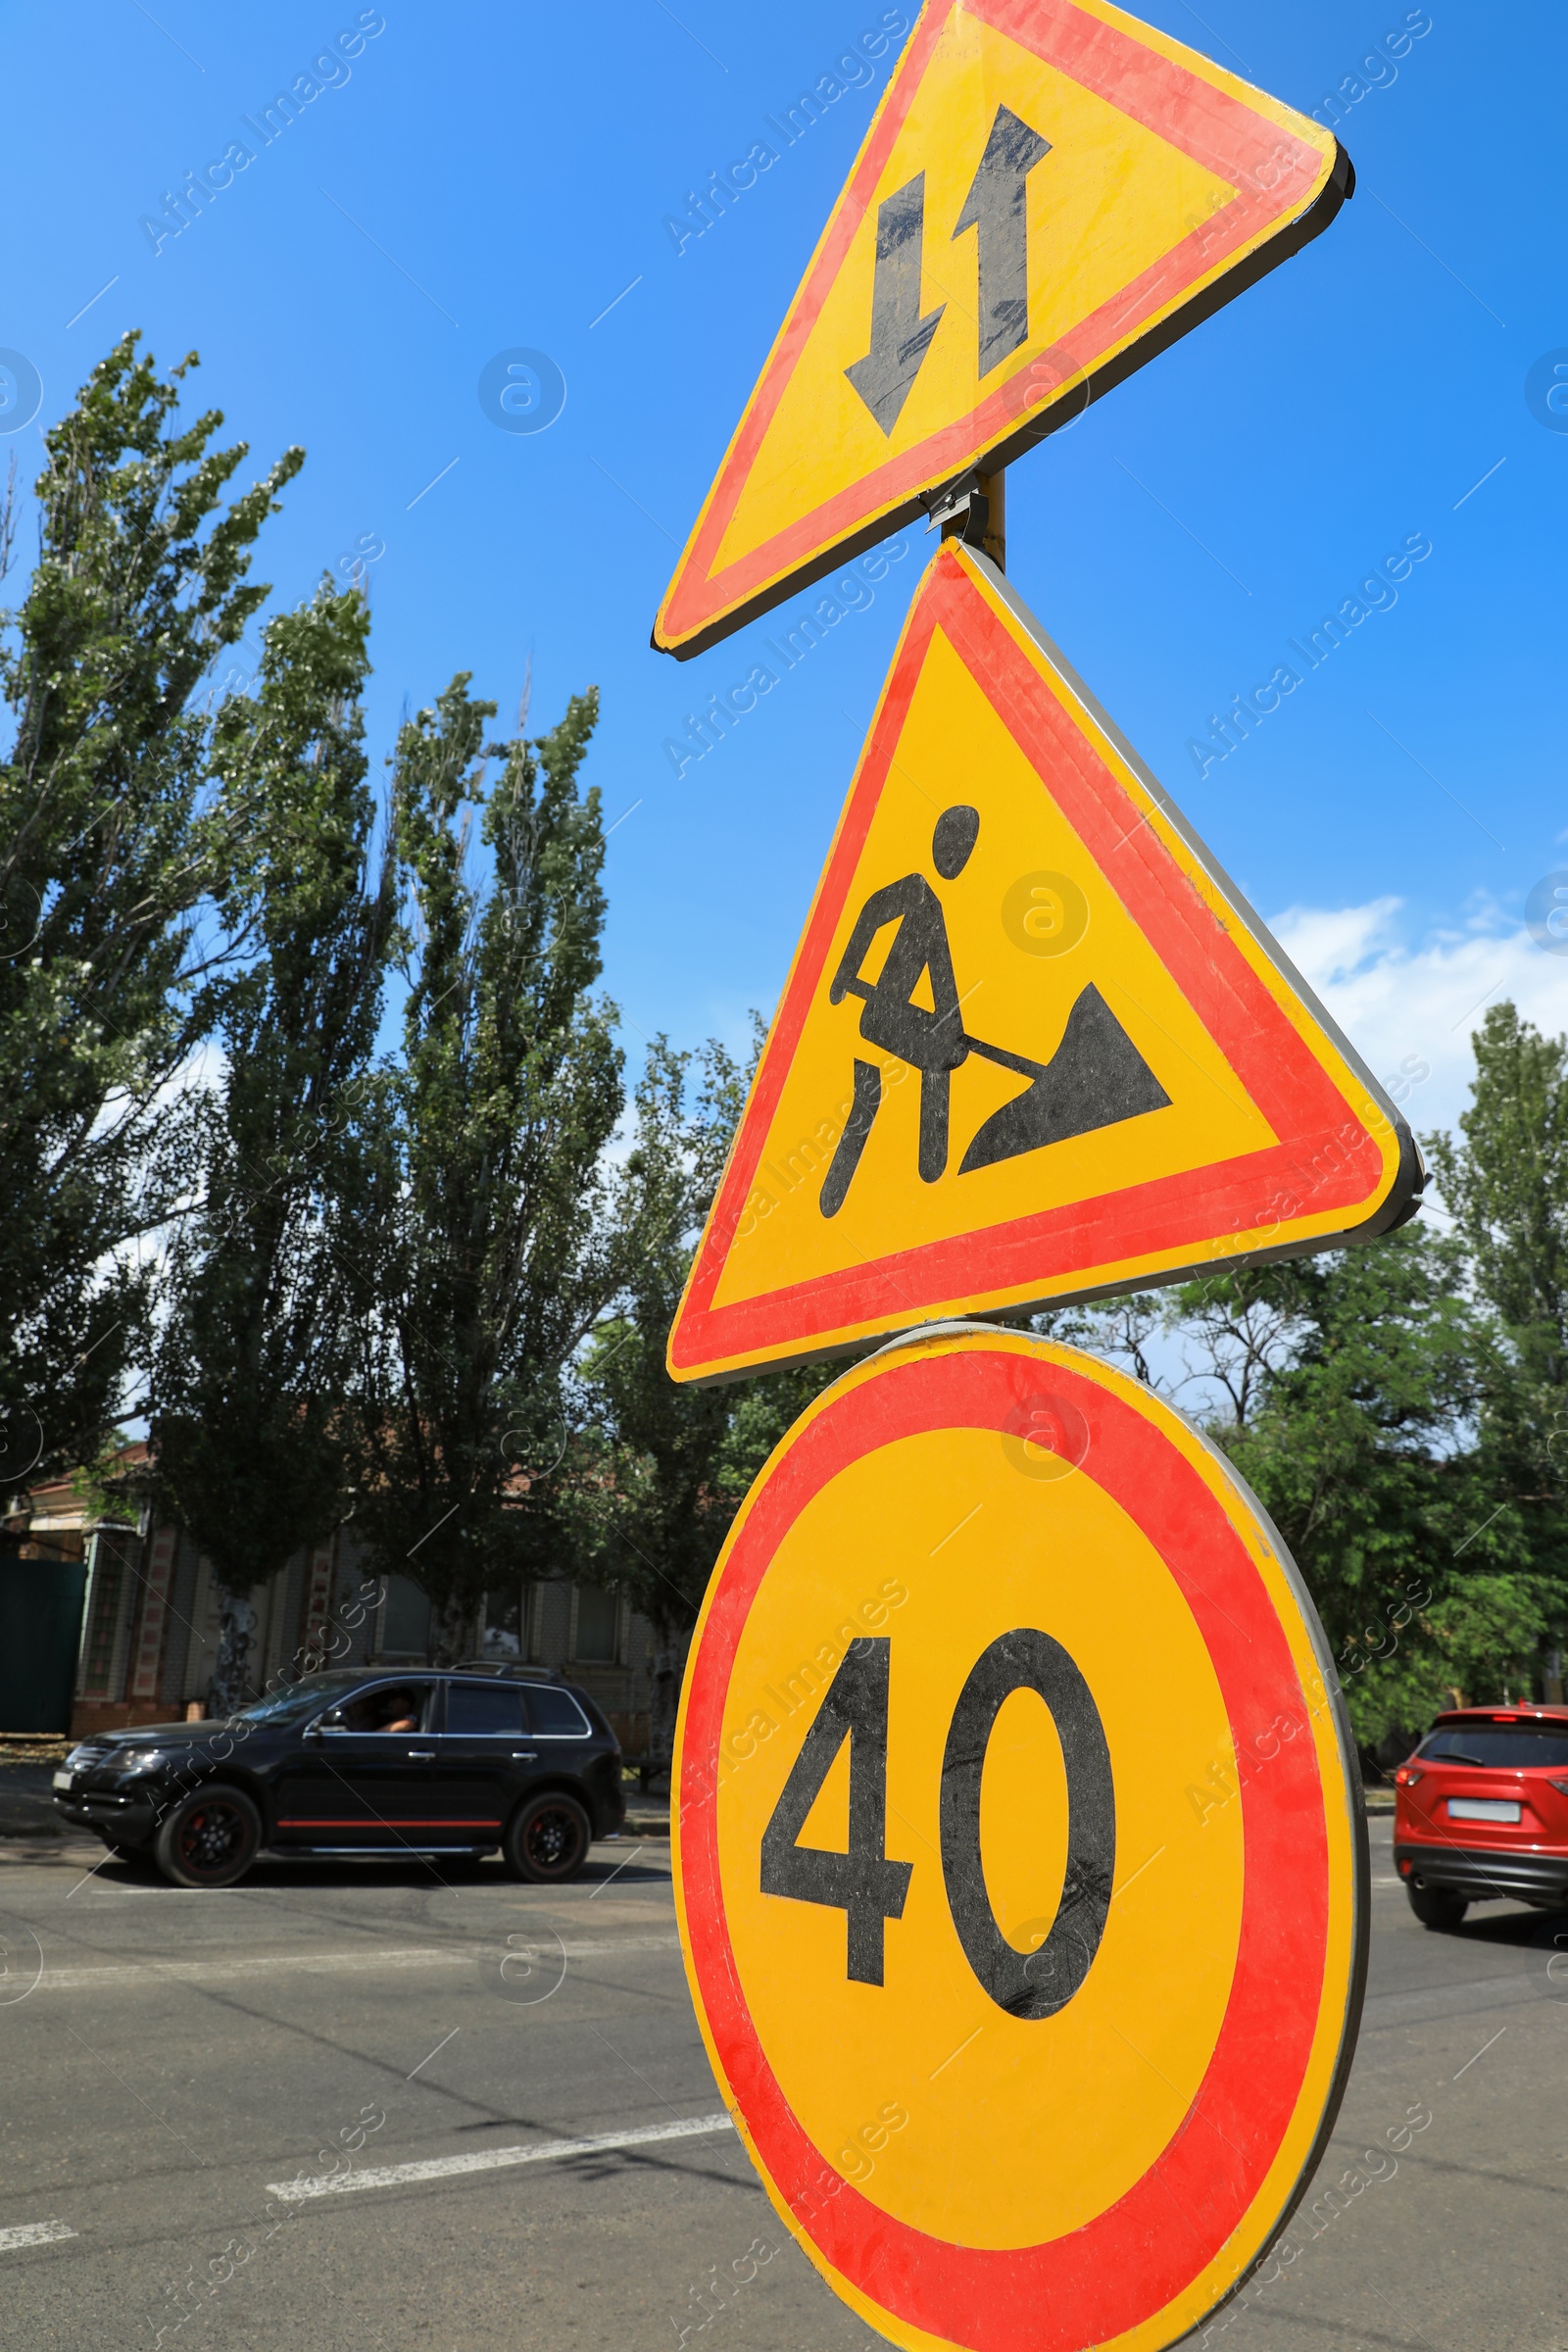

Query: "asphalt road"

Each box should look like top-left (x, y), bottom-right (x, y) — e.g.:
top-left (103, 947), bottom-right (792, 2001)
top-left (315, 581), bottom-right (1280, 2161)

top-left (0, 1815), bottom-right (1561, 2352)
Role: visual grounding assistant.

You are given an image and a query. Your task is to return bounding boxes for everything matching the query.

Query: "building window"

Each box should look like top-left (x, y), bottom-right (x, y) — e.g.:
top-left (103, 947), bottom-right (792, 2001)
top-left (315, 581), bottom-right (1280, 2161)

top-left (572, 1583), bottom-right (618, 1663)
top-left (480, 1582), bottom-right (523, 1660)
top-left (379, 1574), bottom-right (432, 1658)
top-left (77, 1530), bottom-right (136, 1699)
top-left (523, 1579), bottom-right (570, 1667)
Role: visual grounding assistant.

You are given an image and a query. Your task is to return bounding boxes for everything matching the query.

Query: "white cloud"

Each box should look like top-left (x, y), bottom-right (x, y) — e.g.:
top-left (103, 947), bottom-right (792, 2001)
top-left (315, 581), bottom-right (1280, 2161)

top-left (1266, 898), bottom-right (1568, 1142)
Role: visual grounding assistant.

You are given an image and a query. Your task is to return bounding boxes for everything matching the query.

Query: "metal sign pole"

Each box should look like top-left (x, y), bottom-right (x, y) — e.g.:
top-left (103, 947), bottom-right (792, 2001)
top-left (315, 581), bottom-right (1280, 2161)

top-left (978, 466), bottom-right (1005, 571)
top-left (931, 466), bottom-right (1005, 569)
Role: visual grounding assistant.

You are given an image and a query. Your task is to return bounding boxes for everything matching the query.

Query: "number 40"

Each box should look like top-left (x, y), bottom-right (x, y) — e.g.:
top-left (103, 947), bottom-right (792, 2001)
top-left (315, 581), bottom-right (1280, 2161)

top-left (760, 1630), bottom-right (1116, 2022)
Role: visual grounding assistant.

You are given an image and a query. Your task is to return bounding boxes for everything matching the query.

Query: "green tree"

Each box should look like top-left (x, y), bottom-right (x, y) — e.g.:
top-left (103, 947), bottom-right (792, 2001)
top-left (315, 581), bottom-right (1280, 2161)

top-left (351, 676), bottom-right (624, 1657)
top-left (0, 334), bottom-right (300, 1478)
top-left (1199, 1236), bottom-right (1513, 1740)
top-left (567, 1038), bottom-right (745, 1757)
top-left (1425, 1000), bottom-right (1568, 1694)
top-left (1426, 1003), bottom-right (1568, 1380)
top-left (149, 583), bottom-right (394, 1713)
top-left (1061, 1227), bottom-right (1540, 1740)
top-left (569, 1031), bottom-right (843, 1764)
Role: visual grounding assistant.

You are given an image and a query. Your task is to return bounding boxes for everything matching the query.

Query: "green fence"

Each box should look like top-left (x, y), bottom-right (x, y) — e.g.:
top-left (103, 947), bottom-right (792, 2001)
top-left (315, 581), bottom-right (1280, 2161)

top-left (0, 1552), bottom-right (89, 1733)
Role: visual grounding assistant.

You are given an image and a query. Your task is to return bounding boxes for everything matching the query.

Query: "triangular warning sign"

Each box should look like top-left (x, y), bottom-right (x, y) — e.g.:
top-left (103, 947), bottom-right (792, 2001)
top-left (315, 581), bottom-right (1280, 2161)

top-left (667, 542), bottom-right (1418, 1384)
top-left (654, 0), bottom-right (1348, 658)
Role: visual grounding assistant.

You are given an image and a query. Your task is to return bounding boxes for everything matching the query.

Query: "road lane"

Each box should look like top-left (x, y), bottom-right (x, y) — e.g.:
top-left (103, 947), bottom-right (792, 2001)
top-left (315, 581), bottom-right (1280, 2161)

top-left (0, 1833), bottom-right (873, 2352)
top-left (25, 1936), bottom-right (683, 1993)
top-left (1207, 1818), bottom-right (1568, 2352)
top-left (0, 1819), bottom-right (1561, 2352)
top-left (270, 2111), bottom-right (735, 2200)
top-left (0, 2221), bottom-right (78, 2253)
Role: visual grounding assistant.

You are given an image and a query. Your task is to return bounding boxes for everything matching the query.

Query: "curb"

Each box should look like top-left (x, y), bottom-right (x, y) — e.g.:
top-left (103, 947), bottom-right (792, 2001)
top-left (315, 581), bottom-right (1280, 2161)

top-left (0, 1804), bottom-right (63, 1840)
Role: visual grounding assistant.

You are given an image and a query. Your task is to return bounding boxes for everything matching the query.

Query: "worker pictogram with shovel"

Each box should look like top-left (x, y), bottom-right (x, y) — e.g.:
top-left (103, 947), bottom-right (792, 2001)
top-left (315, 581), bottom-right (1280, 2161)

top-left (818, 804), bottom-right (1171, 1219)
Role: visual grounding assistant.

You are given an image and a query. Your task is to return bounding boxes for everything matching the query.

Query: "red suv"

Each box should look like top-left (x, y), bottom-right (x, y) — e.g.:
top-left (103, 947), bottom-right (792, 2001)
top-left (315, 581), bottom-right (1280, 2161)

top-left (1394, 1705), bottom-right (1568, 1928)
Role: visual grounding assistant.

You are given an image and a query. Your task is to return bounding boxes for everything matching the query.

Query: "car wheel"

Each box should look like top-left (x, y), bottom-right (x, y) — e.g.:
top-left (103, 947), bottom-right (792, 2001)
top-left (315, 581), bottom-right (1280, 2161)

top-left (1407, 1877), bottom-right (1468, 1931)
top-left (504, 1792), bottom-right (592, 1884)
top-left (153, 1787), bottom-right (262, 1889)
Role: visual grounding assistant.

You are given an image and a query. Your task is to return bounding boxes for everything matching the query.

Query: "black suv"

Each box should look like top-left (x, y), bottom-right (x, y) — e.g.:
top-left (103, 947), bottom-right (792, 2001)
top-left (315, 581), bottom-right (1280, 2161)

top-left (53, 1664), bottom-right (624, 1888)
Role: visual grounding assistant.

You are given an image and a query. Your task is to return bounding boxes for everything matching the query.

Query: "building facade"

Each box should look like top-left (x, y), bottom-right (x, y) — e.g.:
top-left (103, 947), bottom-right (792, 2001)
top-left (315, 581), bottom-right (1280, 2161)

top-left (5, 1470), bottom-right (658, 1752)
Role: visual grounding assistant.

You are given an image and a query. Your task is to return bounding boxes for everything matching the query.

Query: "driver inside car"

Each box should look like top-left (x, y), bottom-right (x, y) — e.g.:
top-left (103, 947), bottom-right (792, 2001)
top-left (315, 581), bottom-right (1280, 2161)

top-left (343, 1686), bottom-right (423, 1734)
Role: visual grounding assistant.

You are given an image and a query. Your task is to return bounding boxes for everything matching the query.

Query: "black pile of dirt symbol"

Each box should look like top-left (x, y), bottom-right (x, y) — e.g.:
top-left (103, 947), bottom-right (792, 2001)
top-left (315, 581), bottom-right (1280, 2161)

top-left (818, 802), bottom-right (1171, 1217)
top-left (957, 982), bottom-right (1171, 1175)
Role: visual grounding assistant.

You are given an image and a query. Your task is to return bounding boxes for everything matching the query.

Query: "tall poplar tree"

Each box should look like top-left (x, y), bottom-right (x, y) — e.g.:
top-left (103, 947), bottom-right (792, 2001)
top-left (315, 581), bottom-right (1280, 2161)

top-left (351, 676), bottom-right (625, 1655)
top-left (1425, 1001), bottom-right (1568, 1690)
top-left (0, 334), bottom-right (301, 1479)
top-left (150, 583), bottom-right (395, 1712)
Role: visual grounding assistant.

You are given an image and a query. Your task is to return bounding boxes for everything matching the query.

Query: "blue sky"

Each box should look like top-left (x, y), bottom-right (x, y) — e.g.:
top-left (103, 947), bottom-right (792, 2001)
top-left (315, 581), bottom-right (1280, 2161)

top-left (5, 0), bottom-right (1565, 1140)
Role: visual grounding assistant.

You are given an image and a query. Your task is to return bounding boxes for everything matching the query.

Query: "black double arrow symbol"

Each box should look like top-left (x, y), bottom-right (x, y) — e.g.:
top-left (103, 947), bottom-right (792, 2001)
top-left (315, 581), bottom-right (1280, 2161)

top-left (845, 104), bottom-right (1053, 436)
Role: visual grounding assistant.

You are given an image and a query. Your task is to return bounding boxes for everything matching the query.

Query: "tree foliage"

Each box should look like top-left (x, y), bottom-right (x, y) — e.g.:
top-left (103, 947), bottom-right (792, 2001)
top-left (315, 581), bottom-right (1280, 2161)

top-left (349, 676), bottom-right (625, 1656)
top-left (148, 582), bottom-right (395, 1710)
top-left (0, 334), bottom-right (300, 1477)
top-left (1176, 1235), bottom-right (1536, 1740)
top-left (1420, 1001), bottom-right (1568, 1711)
top-left (565, 1031), bottom-right (846, 1757)
top-left (9, 334), bottom-right (1568, 1757)
top-left (1427, 1003), bottom-right (1568, 1374)
top-left (1063, 1150), bottom-right (1567, 1744)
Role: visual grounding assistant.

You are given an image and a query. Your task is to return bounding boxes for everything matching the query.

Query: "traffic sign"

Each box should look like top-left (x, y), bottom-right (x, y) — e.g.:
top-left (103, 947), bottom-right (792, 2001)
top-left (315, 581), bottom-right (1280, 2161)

top-left (667, 540), bottom-right (1419, 1385)
top-left (653, 0), bottom-right (1348, 657)
top-left (674, 1325), bottom-right (1367, 2352)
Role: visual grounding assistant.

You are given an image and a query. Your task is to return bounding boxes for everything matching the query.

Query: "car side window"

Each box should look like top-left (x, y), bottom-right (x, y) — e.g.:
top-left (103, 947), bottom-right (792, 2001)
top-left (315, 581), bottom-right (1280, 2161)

top-left (525, 1688), bottom-right (592, 1739)
top-left (340, 1683), bottom-right (433, 1735)
top-left (445, 1684), bottom-right (524, 1737)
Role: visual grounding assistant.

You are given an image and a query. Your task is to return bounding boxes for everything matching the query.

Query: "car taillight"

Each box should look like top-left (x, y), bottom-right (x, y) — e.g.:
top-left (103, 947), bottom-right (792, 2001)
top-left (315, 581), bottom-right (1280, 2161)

top-left (1550, 1778), bottom-right (1568, 1796)
top-left (1393, 1766), bottom-right (1423, 1787)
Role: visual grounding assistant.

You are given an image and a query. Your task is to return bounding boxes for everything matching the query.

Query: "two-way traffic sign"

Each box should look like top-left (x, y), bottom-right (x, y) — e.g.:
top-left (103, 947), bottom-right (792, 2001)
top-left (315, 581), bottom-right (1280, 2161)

top-left (655, 0), bottom-right (1348, 657)
top-left (845, 102), bottom-right (1055, 434)
top-left (667, 541), bottom-right (1419, 1385)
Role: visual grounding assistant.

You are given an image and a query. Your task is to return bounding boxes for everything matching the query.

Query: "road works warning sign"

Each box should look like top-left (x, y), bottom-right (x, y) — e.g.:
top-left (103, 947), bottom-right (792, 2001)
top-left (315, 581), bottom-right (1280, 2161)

top-left (666, 542), bottom-right (1418, 1385)
top-left (654, 0), bottom-right (1348, 656)
top-left (673, 1327), bottom-right (1367, 2352)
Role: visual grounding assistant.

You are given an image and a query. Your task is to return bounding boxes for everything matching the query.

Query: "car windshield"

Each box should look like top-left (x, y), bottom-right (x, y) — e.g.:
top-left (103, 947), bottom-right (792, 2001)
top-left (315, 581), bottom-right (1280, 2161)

top-left (1418, 1724), bottom-right (1568, 1770)
top-left (226, 1674), bottom-right (369, 1727)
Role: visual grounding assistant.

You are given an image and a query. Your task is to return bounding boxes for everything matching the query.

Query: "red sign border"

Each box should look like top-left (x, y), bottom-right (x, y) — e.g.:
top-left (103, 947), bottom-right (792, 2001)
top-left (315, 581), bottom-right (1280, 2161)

top-left (677, 1339), bottom-right (1365, 2350)
top-left (656, 0), bottom-right (1346, 657)
top-left (670, 544), bottom-right (1400, 1381)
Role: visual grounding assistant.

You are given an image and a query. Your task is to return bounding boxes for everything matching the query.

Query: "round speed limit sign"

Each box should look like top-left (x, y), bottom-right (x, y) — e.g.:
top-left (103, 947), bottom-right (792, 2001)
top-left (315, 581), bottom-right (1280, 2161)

top-left (673, 1328), bottom-right (1366, 2352)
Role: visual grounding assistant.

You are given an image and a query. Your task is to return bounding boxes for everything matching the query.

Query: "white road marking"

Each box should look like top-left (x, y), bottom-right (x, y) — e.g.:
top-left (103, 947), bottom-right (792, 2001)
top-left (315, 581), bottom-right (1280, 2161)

top-left (0, 2221), bottom-right (77, 2253)
top-left (269, 2111), bottom-right (733, 2201)
top-left (33, 1936), bottom-right (682, 1992)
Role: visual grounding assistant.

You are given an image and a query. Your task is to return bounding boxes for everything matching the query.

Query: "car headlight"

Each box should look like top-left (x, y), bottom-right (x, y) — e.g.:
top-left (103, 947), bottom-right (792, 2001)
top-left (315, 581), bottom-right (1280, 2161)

top-left (116, 1747), bottom-right (172, 1775)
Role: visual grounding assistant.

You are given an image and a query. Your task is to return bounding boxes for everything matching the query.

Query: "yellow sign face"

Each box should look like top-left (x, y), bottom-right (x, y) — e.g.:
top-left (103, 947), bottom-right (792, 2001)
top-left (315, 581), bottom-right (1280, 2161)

top-left (668, 543), bottom-right (1417, 1385)
top-left (675, 1328), bottom-right (1366, 2352)
top-left (655, 0), bottom-right (1347, 656)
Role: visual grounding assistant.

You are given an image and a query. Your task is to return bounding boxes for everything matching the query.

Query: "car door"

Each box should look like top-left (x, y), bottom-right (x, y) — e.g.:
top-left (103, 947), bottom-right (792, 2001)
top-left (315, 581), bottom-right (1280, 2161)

top-left (432, 1679), bottom-right (535, 1836)
top-left (271, 1679), bottom-right (442, 1845)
